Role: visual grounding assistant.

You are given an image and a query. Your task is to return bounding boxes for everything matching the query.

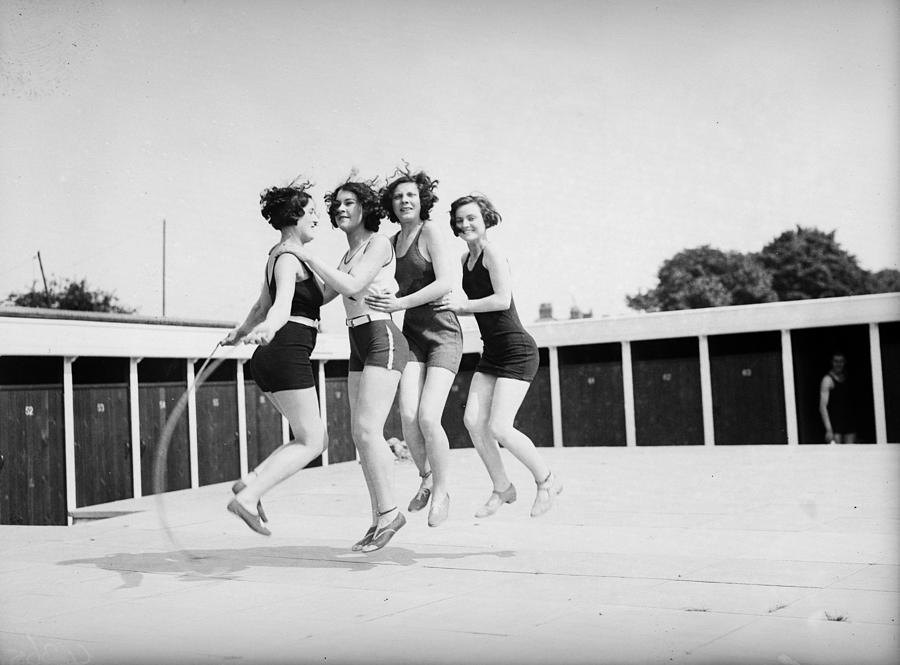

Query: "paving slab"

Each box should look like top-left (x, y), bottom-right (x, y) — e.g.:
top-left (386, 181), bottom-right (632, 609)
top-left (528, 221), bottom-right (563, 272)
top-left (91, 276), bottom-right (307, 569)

top-left (2, 446), bottom-right (898, 665)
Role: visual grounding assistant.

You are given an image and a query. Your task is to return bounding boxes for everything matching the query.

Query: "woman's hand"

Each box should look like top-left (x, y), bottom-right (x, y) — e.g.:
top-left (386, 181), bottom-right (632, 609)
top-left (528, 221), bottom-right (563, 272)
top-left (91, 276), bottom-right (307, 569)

top-left (433, 291), bottom-right (469, 314)
top-left (365, 291), bottom-right (403, 313)
top-left (276, 238), bottom-right (309, 261)
top-left (221, 328), bottom-right (244, 346)
top-left (243, 323), bottom-right (275, 346)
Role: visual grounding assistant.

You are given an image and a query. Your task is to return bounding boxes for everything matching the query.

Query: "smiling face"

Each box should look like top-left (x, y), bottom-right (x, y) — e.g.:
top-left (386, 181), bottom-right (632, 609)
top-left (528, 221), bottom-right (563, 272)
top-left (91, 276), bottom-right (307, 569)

top-left (297, 200), bottom-right (319, 242)
top-left (453, 202), bottom-right (486, 241)
top-left (332, 188), bottom-right (363, 233)
top-left (392, 182), bottom-right (421, 224)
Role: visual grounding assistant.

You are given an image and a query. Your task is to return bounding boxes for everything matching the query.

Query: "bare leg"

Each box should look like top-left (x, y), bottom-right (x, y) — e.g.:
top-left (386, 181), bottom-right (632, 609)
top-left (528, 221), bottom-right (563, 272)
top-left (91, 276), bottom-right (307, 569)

top-left (352, 365), bottom-right (402, 530)
top-left (398, 361), bottom-right (430, 477)
top-left (418, 366), bottom-right (456, 502)
top-left (233, 387), bottom-right (325, 511)
top-left (487, 378), bottom-right (551, 483)
top-left (348, 371), bottom-right (378, 527)
top-left (464, 372), bottom-right (511, 492)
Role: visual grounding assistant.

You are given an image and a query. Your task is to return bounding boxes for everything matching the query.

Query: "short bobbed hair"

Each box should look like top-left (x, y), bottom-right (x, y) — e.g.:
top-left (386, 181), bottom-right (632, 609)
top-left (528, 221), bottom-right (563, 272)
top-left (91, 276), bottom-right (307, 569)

top-left (380, 170), bottom-right (439, 223)
top-left (449, 195), bottom-right (502, 236)
top-left (326, 181), bottom-right (383, 232)
top-left (259, 179), bottom-right (313, 230)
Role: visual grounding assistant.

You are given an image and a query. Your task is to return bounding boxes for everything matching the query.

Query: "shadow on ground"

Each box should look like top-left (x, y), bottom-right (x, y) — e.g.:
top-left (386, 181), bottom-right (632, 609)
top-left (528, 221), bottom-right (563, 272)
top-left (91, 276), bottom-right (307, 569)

top-left (59, 544), bottom-right (516, 586)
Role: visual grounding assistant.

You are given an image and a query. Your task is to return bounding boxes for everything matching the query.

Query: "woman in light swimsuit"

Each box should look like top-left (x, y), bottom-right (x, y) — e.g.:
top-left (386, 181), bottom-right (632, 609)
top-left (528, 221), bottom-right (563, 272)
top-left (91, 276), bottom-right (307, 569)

top-left (281, 180), bottom-right (410, 552)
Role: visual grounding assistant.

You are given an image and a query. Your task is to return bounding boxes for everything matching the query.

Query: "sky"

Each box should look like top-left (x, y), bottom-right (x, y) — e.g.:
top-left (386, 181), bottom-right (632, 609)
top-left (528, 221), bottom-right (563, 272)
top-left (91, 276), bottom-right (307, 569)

top-left (1, 0), bottom-right (898, 333)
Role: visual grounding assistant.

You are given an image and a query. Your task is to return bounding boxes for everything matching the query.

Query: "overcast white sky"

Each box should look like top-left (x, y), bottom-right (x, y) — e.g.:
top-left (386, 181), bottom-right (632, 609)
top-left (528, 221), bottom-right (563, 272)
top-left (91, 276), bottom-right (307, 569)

top-left (1, 0), bottom-right (897, 332)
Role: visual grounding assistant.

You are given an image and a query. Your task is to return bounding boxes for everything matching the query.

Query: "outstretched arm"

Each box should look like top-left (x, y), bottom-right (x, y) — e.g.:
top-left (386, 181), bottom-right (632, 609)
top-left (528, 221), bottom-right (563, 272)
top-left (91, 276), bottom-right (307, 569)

top-left (243, 254), bottom-right (304, 345)
top-left (366, 222), bottom-right (458, 312)
top-left (223, 277), bottom-right (272, 345)
top-left (435, 244), bottom-right (512, 315)
top-left (297, 236), bottom-right (393, 297)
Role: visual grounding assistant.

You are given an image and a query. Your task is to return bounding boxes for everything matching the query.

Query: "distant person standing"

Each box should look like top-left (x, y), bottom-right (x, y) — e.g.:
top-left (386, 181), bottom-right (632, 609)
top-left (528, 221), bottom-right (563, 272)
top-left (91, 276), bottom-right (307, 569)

top-left (819, 351), bottom-right (856, 443)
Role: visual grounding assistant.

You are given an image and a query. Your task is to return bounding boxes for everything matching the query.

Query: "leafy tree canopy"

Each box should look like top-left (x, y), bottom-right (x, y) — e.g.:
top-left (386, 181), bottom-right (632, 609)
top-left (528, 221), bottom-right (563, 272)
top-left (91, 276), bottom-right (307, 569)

top-left (628, 226), bottom-right (896, 312)
top-left (758, 226), bottom-right (870, 301)
top-left (4, 277), bottom-right (136, 314)
top-left (626, 246), bottom-right (776, 312)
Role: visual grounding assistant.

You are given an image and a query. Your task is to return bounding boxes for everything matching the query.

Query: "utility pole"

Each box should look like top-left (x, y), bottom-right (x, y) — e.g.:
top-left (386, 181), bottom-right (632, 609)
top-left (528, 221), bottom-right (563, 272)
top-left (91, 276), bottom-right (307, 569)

top-left (162, 218), bottom-right (166, 317)
top-left (36, 251), bottom-right (51, 307)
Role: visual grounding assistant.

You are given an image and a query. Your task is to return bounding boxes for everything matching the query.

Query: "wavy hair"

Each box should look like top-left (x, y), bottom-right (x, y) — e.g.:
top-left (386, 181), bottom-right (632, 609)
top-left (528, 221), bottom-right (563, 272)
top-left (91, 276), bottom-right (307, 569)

top-left (449, 194), bottom-right (502, 236)
top-left (379, 166), bottom-right (439, 223)
top-left (325, 179), bottom-right (383, 232)
top-left (259, 178), bottom-right (313, 230)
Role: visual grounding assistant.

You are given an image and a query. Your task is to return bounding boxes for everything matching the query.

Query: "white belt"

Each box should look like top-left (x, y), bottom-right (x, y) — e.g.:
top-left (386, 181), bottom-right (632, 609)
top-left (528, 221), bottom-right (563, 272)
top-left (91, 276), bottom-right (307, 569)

top-left (288, 315), bottom-right (319, 328)
top-left (345, 312), bottom-right (391, 328)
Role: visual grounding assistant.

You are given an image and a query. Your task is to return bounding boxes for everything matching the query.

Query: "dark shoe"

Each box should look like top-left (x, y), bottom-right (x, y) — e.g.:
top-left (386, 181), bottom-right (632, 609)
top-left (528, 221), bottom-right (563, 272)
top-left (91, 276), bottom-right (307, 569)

top-left (232, 479), bottom-right (267, 523)
top-left (407, 471), bottom-right (432, 512)
top-left (475, 483), bottom-right (517, 518)
top-left (531, 472), bottom-right (563, 517)
top-left (351, 525), bottom-right (377, 552)
top-left (362, 512), bottom-right (407, 553)
top-left (427, 494), bottom-right (450, 527)
top-left (227, 498), bottom-right (271, 536)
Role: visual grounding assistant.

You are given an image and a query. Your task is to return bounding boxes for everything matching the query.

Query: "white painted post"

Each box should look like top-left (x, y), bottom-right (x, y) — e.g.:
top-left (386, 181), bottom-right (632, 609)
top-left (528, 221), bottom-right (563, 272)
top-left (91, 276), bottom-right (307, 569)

top-left (548, 346), bottom-right (563, 447)
top-left (698, 335), bottom-right (715, 446)
top-left (319, 360), bottom-right (329, 465)
top-left (236, 359), bottom-right (248, 475)
top-left (129, 358), bottom-right (142, 498)
top-left (186, 358), bottom-right (199, 488)
top-left (63, 356), bottom-right (77, 524)
top-left (869, 323), bottom-right (888, 445)
top-left (621, 341), bottom-right (636, 447)
top-left (781, 330), bottom-right (799, 446)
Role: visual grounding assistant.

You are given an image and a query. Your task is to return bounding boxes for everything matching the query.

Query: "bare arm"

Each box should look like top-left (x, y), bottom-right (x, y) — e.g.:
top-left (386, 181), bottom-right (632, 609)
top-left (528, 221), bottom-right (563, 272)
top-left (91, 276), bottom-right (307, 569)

top-left (303, 235), bottom-right (393, 297)
top-left (243, 254), bottom-right (304, 345)
top-left (223, 277), bottom-right (272, 345)
top-left (819, 375), bottom-right (834, 441)
top-left (435, 244), bottom-right (512, 315)
top-left (366, 222), bottom-right (458, 312)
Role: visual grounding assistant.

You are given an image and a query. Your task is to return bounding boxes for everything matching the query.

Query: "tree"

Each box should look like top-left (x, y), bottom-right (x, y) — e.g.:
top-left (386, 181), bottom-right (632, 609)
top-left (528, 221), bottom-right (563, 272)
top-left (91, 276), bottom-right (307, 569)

top-left (868, 268), bottom-right (900, 294)
top-left (758, 226), bottom-right (870, 301)
top-left (627, 246), bottom-right (777, 312)
top-left (4, 277), bottom-right (136, 313)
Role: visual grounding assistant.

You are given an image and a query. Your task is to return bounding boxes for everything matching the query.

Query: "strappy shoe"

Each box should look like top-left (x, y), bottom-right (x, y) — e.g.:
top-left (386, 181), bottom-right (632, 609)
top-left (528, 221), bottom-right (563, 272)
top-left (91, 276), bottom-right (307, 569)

top-left (407, 470), bottom-right (433, 512)
top-left (427, 494), bottom-right (450, 527)
top-left (530, 472), bottom-right (563, 517)
top-left (362, 508), bottom-right (407, 553)
top-left (475, 483), bottom-right (517, 518)
top-left (232, 479), bottom-right (267, 523)
top-left (227, 498), bottom-right (271, 536)
top-left (351, 525), bottom-right (377, 552)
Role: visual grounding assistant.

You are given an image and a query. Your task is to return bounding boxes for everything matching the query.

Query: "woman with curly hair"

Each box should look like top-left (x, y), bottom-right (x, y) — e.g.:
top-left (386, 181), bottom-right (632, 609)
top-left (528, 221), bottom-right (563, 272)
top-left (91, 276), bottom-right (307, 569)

top-left (365, 168), bottom-right (462, 527)
top-left (436, 194), bottom-right (562, 518)
top-left (223, 179), bottom-right (327, 536)
top-left (280, 179), bottom-right (410, 552)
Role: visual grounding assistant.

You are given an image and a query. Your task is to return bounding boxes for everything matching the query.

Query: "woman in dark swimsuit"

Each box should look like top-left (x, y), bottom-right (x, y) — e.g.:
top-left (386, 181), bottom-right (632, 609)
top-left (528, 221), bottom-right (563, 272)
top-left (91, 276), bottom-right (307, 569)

top-left (366, 169), bottom-right (462, 527)
top-left (436, 194), bottom-right (562, 518)
top-left (223, 180), bottom-right (327, 536)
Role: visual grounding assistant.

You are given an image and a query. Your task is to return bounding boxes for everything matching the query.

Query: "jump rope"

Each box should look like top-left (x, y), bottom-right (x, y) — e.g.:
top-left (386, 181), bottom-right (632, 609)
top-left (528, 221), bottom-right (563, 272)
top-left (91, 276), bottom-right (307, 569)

top-left (152, 340), bottom-right (235, 575)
